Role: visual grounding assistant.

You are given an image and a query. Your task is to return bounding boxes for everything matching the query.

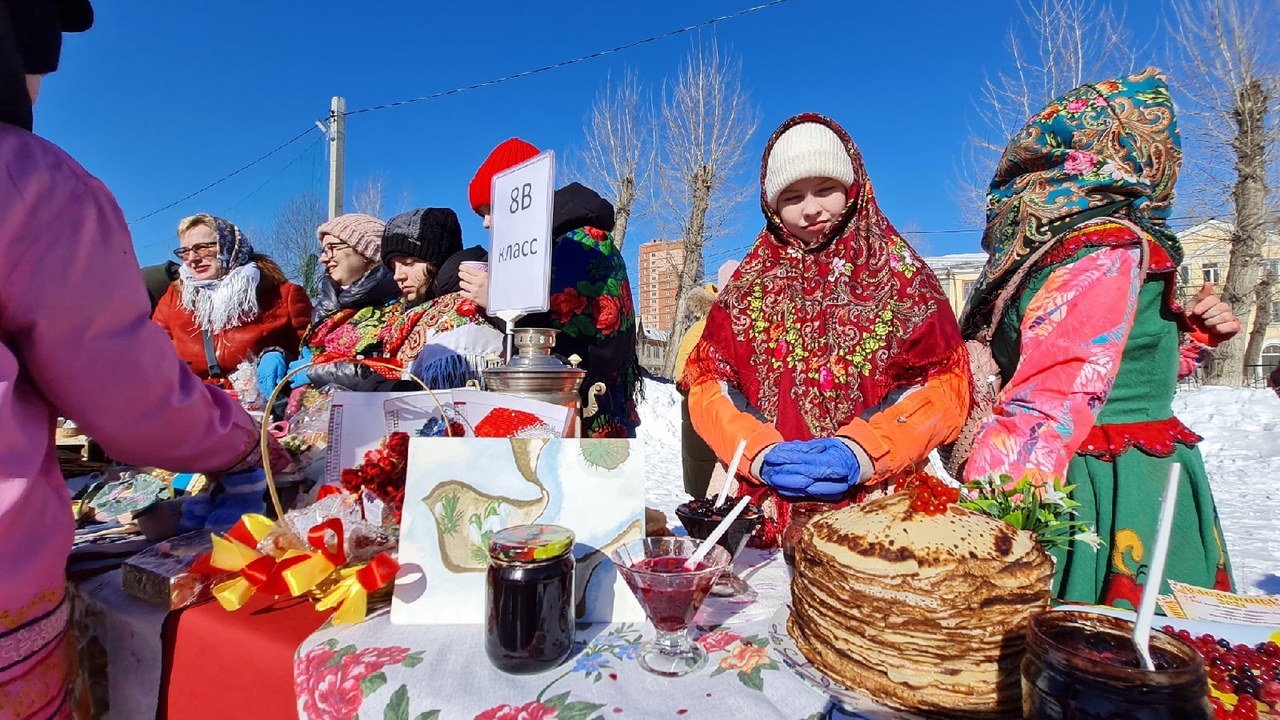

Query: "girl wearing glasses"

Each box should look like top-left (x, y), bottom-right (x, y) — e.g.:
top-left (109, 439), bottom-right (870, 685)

top-left (152, 214), bottom-right (311, 398)
top-left (291, 213), bottom-right (403, 391)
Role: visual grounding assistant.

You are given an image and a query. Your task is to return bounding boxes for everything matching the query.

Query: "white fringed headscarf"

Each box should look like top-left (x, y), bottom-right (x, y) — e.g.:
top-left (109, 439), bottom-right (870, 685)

top-left (180, 262), bottom-right (261, 334)
top-left (178, 216), bottom-right (262, 334)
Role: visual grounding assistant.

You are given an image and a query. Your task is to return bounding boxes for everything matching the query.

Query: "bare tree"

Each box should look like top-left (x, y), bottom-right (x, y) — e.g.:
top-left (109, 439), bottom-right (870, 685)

top-left (263, 192), bottom-right (326, 296)
top-left (655, 40), bottom-right (760, 379)
top-left (1242, 268), bottom-right (1275, 380)
top-left (1169, 0), bottom-right (1279, 384)
top-left (577, 69), bottom-right (655, 251)
top-left (898, 218), bottom-right (933, 257)
top-left (957, 0), bottom-right (1137, 226)
top-left (350, 173), bottom-right (387, 220)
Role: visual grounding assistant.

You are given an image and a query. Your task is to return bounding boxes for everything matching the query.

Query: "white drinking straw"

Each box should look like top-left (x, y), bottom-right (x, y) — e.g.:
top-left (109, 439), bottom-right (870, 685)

top-left (715, 439), bottom-right (749, 508)
top-left (683, 496), bottom-right (751, 571)
top-left (1132, 462), bottom-right (1181, 671)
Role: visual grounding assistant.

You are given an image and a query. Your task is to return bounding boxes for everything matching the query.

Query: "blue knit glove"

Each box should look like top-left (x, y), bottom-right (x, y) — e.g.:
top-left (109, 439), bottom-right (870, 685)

top-left (287, 347), bottom-right (313, 387)
top-left (257, 351), bottom-right (287, 400)
top-left (204, 468), bottom-right (268, 532)
top-left (760, 438), bottom-right (864, 502)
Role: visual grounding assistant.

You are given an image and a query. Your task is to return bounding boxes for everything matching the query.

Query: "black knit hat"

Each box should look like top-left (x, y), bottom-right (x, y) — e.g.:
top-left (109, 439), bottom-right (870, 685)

top-left (382, 208), bottom-right (463, 268)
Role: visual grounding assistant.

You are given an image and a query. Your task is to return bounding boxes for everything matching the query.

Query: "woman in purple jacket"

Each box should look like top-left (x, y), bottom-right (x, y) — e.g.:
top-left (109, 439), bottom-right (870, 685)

top-left (0, 3), bottom-right (284, 716)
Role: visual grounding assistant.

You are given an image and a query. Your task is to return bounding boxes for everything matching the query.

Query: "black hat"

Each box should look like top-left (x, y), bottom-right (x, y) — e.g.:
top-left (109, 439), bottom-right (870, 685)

top-left (382, 208), bottom-right (463, 269)
top-left (4, 0), bottom-right (93, 74)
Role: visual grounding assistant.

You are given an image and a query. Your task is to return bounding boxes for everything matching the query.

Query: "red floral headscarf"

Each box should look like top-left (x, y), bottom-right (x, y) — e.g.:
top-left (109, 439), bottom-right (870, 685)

top-left (689, 114), bottom-right (962, 441)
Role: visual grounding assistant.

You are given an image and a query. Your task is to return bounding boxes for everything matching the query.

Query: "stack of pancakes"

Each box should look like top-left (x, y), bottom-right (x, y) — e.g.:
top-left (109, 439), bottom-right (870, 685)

top-left (788, 491), bottom-right (1054, 718)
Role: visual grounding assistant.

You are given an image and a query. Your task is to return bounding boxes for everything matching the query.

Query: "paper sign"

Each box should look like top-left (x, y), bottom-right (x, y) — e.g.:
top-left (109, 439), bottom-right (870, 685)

top-left (1168, 580), bottom-right (1280, 626)
top-left (391, 437), bottom-right (645, 625)
top-left (488, 151), bottom-right (555, 315)
top-left (1156, 595), bottom-right (1189, 619)
top-left (325, 391), bottom-right (431, 487)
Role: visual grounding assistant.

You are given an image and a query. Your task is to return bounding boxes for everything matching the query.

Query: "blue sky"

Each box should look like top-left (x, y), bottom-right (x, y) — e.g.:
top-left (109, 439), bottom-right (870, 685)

top-left (34, 0), bottom-right (1173, 280)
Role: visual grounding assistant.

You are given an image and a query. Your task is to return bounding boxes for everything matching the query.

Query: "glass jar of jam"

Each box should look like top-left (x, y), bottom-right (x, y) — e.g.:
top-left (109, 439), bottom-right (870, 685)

top-left (1022, 610), bottom-right (1211, 719)
top-left (485, 524), bottom-right (576, 674)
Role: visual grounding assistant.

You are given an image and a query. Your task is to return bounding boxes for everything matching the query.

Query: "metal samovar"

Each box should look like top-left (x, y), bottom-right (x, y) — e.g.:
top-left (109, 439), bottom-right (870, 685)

top-left (480, 328), bottom-right (606, 438)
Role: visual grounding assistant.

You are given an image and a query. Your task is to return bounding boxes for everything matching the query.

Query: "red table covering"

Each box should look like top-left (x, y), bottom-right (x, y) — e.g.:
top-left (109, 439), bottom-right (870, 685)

top-left (160, 594), bottom-right (328, 720)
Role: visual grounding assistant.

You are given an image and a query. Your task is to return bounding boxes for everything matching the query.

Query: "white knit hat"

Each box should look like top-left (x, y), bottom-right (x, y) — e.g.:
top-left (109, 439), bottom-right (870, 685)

top-left (763, 122), bottom-right (855, 208)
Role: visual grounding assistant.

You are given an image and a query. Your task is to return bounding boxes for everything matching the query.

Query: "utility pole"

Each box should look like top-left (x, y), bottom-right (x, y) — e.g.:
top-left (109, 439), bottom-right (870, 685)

top-left (326, 96), bottom-right (346, 221)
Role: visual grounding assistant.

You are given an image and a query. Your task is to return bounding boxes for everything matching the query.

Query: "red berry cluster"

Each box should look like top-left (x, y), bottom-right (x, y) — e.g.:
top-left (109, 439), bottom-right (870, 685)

top-left (1162, 625), bottom-right (1280, 719)
top-left (899, 470), bottom-right (960, 515)
top-left (340, 432), bottom-right (411, 520)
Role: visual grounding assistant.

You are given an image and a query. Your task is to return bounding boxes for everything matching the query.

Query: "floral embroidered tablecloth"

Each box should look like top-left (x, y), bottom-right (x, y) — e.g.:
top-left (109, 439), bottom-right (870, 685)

top-left (294, 550), bottom-right (868, 720)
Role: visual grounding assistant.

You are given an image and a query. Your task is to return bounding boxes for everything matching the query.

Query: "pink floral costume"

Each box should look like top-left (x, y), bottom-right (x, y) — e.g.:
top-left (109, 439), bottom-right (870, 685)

top-left (1, 122), bottom-right (269, 718)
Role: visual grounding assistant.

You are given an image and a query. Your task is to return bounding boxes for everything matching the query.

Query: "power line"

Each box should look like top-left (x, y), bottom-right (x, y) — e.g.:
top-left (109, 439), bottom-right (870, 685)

top-left (129, 126), bottom-right (319, 225)
top-left (343, 0), bottom-right (796, 118)
top-left (696, 214), bottom-right (1226, 262)
top-left (124, 0), bottom-right (795, 228)
top-left (220, 136), bottom-right (325, 216)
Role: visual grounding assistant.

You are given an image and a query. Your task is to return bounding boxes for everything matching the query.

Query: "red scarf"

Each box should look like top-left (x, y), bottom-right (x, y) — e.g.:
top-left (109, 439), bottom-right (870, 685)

top-left (691, 114), bottom-right (962, 442)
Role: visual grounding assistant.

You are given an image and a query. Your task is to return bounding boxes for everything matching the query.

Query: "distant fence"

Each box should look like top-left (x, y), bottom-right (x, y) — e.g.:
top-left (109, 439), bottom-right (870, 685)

top-left (1177, 364), bottom-right (1275, 392)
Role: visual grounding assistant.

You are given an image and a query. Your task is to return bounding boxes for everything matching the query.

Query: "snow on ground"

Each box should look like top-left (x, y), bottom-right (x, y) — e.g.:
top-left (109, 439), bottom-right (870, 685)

top-left (638, 377), bottom-right (1280, 595)
top-left (1175, 386), bottom-right (1280, 595)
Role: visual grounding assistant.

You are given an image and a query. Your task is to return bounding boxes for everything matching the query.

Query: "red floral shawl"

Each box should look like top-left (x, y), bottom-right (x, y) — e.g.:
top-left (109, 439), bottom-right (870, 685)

top-left (691, 114), bottom-right (962, 441)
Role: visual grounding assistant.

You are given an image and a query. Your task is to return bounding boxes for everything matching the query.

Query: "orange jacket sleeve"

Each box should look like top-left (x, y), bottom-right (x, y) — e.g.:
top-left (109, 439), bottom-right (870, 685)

top-left (685, 354), bottom-right (784, 482)
top-left (835, 345), bottom-right (971, 482)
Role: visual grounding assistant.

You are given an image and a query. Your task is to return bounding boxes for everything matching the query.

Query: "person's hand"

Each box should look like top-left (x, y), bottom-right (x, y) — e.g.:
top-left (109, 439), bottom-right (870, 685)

top-left (458, 265), bottom-right (490, 310)
top-left (204, 468), bottom-right (268, 530)
top-left (1186, 282), bottom-right (1241, 342)
top-left (256, 351), bottom-right (287, 400)
top-left (759, 438), bottom-right (864, 502)
top-left (287, 347), bottom-right (313, 386)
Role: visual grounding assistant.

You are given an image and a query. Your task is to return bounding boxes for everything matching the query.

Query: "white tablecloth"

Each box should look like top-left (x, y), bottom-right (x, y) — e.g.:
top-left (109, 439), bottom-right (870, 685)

top-left (293, 549), bottom-right (898, 720)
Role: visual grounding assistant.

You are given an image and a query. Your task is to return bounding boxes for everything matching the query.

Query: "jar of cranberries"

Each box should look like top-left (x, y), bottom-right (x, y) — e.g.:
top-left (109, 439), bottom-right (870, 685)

top-left (1022, 610), bottom-right (1211, 719)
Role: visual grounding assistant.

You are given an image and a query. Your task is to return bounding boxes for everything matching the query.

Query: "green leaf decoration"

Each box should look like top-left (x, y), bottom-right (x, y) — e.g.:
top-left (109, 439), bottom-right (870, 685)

top-left (710, 665), bottom-right (729, 678)
top-left (437, 493), bottom-right (461, 535)
top-left (401, 652), bottom-right (424, 669)
top-left (327, 645), bottom-right (358, 669)
top-left (413, 712), bottom-right (441, 720)
top-left (383, 684), bottom-right (409, 720)
top-left (739, 667), bottom-right (766, 692)
top-left (360, 671), bottom-right (388, 697)
top-left (555, 700), bottom-right (608, 720)
top-left (542, 692), bottom-right (571, 709)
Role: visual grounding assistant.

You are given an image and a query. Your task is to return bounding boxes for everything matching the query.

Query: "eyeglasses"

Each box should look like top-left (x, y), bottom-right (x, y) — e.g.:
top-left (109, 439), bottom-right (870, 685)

top-left (174, 241), bottom-right (218, 260)
top-left (319, 242), bottom-right (354, 260)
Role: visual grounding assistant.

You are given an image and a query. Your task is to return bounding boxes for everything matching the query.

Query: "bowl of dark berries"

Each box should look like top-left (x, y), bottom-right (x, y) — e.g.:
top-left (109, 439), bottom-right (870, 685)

top-left (674, 499), bottom-right (762, 597)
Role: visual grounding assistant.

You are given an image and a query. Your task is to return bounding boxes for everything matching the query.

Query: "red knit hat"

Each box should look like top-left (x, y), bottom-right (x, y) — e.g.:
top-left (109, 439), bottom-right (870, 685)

top-left (468, 138), bottom-right (540, 216)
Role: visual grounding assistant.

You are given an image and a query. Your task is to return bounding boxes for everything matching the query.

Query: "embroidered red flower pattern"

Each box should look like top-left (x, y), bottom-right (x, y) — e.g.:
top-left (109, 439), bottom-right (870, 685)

top-left (697, 630), bottom-right (743, 653)
top-left (550, 288), bottom-right (589, 324)
top-left (295, 644), bottom-right (412, 720)
top-left (593, 295), bottom-right (622, 335)
top-left (475, 701), bottom-right (559, 720)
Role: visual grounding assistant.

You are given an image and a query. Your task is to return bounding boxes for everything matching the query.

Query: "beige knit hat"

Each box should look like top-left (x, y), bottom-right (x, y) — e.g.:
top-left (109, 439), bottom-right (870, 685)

top-left (317, 213), bottom-right (385, 262)
top-left (763, 122), bottom-right (855, 208)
